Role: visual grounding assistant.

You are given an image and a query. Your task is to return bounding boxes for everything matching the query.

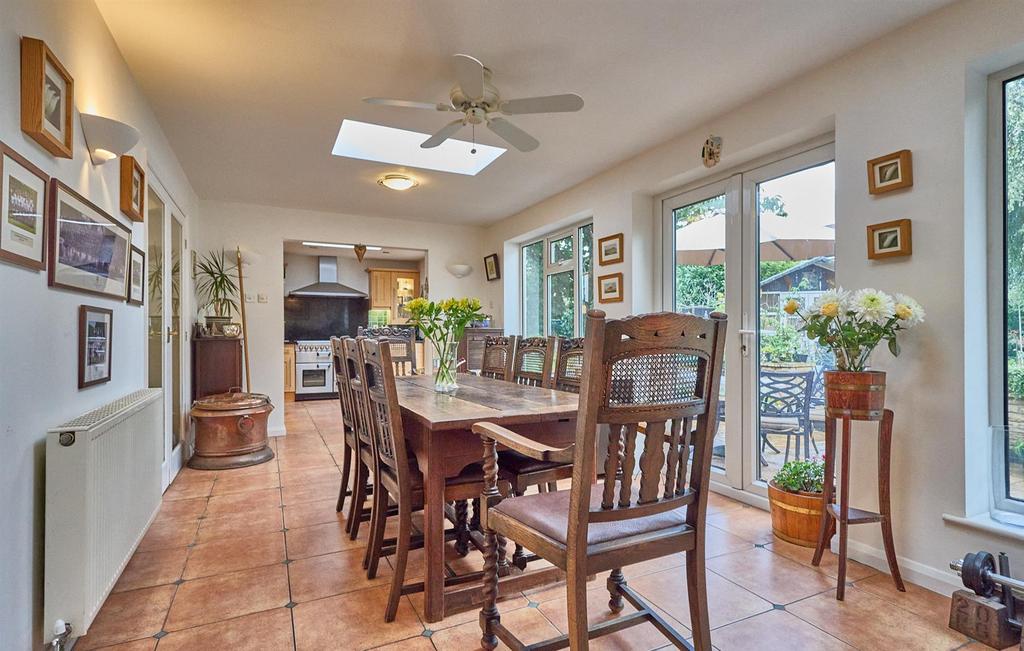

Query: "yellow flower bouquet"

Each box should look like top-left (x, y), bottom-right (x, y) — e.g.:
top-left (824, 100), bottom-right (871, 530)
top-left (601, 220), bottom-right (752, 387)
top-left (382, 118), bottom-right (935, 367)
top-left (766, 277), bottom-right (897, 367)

top-left (406, 297), bottom-right (485, 393)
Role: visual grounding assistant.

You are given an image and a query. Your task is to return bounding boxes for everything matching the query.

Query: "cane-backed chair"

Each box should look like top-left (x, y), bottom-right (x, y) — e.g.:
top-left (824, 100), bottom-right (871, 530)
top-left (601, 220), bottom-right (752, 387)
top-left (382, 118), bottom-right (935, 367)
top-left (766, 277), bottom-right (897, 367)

top-left (337, 336), bottom-right (379, 542)
top-left (480, 335), bottom-right (516, 380)
top-left (357, 338), bottom-right (509, 621)
top-left (358, 325), bottom-right (419, 376)
top-left (554, 337), bottom-right (586, 393)
top-left (475, 310), bottom-right (727, 650)
top-left (510, 336), bottom-right (556, 388)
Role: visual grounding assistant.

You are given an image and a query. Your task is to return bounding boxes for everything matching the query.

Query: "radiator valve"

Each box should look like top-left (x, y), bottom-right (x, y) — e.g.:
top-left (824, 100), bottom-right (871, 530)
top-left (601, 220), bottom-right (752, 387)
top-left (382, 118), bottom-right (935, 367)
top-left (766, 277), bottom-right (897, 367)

top-left (50, 620), bottom-right (72, 650)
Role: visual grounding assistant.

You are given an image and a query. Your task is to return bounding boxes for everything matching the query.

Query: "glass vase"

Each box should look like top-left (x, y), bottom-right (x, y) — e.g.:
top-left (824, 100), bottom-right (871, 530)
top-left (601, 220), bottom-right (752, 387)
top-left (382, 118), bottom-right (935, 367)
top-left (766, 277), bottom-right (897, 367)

top-left (433, 340), bottom-right (459, 394)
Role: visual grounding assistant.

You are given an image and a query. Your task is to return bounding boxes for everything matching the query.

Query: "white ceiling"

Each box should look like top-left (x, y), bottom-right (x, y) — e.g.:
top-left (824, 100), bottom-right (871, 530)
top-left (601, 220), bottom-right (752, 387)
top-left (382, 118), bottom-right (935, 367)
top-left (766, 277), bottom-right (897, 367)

top-left (96, 0), bottom-right (951, 226)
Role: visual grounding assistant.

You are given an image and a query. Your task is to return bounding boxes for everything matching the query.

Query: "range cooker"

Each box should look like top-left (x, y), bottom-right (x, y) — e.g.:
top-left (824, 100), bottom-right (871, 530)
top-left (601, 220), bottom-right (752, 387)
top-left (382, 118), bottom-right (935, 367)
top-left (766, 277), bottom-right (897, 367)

top-left (294, 340), bottom-right (337, 400)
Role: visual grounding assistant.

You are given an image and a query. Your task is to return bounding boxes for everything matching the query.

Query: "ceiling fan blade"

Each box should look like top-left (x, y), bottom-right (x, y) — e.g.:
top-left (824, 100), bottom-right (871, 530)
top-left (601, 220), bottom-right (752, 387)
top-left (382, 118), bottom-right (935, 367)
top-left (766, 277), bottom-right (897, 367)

top-left (487, 118), bottom-right (539, 152)
top-left (420, 118), bottom-right (466, 148)
top-left (453, 53), bottom-right (485, 100)
top-left (499, 93), bottom-right (584, 115)
top-left (363, 97), bottom-right (454, 111)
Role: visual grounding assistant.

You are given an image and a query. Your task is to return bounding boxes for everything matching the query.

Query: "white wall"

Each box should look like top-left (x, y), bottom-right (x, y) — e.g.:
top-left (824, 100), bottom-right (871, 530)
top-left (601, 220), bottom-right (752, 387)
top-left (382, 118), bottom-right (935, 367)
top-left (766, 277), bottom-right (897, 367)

top-left (480, 0), bottom-right (1024, 593)
top-left (0, 1), bottom-right (198, 648)
top-left (195, 200), bottom-right (488, 434)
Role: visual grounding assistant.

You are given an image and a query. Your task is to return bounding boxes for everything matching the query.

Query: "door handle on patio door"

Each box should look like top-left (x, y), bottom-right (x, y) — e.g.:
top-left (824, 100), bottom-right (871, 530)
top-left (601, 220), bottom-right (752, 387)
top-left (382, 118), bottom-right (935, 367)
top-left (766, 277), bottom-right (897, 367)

top-left (737, 329), bottom-right (756, 356)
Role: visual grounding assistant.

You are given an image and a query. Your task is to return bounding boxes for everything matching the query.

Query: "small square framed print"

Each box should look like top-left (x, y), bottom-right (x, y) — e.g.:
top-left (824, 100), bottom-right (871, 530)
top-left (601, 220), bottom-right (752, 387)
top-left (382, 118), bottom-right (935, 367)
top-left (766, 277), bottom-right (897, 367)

top-left (484, 253), bottom-right (500, 281)
top-left (867, 150), bottom-right (912, 195)
top-left (866, 219), bottom-right (912, 259)
top-left (20, 37), bottom-right (74, 158)
top-left (0, 140), bottom-right (49, 270)
top-left (120, 155), bottom-right (145, 222)
top-left (598, 233), bottom-right (624, 265)
top-left (598, 272), bottom-right (623, 303)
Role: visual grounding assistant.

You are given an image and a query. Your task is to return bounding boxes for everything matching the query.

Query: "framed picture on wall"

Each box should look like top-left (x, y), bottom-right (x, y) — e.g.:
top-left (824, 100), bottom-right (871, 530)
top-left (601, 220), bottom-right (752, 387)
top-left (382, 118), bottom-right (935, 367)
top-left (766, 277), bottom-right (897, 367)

top-left (866, 219), bottom-right (912, 259)
top-left (119, 155), bottom-right (145, 222)
top-left (867, 150), bottom-right (913, 195)
top-left (20, 37), bottom-right (74, 159)
top-left (0, 140), bottom-right (49, 270)
top-left (598, 272), bottom-right (623, 303)
top-left (127, 245), bottom-right (145, 305)
top-left (484, 253), bottom-right (500, 281)
top-left (598, 233), bottom-right (623, 265)
top-left (79, 305), bottom-right (113, 388)
top-left (48, 180), bottom-right (132, 299)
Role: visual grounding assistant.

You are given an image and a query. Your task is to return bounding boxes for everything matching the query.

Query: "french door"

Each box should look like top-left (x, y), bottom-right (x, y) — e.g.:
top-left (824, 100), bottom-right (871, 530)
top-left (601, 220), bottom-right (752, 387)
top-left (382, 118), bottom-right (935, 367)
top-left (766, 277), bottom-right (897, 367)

top-left (662, 143), bottom-right (835, 498)
top-left (146, 175), bottom-right (189, 490)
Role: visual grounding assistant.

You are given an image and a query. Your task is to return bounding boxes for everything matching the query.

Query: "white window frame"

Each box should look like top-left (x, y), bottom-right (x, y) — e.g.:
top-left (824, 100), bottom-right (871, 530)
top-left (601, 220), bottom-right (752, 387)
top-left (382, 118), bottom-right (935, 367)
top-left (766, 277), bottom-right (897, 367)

top-left (520, 220), bottom-right (593, 338)
top-left (988, 61), bottom-right (1024, 517)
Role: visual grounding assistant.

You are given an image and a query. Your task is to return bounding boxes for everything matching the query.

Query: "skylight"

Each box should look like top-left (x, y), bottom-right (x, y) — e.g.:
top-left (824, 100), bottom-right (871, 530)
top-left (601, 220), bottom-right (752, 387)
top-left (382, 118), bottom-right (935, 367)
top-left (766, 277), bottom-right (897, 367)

top-left (331, 119), bottom-right (505, 176)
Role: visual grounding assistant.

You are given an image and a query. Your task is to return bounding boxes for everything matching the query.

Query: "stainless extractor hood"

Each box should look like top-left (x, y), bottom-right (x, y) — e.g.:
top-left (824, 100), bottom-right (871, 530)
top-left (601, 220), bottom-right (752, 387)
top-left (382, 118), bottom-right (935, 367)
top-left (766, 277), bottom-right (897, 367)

top-left (289, 257), bottom-right (367, 298)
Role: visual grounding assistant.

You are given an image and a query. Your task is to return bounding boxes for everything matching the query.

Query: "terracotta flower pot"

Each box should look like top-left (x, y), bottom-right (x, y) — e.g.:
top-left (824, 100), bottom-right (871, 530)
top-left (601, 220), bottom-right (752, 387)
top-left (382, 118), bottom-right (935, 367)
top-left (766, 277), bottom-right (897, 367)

top-left (767, 481), bottom-right (825, 547)
top-left (824, 370), bottom-right (886, 421)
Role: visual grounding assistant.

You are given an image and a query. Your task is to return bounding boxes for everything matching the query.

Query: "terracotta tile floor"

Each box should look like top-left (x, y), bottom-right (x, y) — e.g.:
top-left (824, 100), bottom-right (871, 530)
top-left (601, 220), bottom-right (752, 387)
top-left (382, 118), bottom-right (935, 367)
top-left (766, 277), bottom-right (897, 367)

top-left (77, 399), bottom-right (971, 651)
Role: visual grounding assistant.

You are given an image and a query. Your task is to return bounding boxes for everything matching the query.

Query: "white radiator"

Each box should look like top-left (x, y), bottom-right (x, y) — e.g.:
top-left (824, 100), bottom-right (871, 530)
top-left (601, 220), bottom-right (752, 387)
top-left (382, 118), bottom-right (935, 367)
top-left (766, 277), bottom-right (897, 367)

top-left (44, 389), bottom-right (164, 642)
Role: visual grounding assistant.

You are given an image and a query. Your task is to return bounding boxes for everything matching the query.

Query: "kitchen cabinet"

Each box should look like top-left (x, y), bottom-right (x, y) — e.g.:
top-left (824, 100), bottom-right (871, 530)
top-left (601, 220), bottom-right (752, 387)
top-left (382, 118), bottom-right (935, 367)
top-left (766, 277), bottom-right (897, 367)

top-left (367, 268), bottom-right (420, 322)
top-left (284, 343), bottom-right (296, 394)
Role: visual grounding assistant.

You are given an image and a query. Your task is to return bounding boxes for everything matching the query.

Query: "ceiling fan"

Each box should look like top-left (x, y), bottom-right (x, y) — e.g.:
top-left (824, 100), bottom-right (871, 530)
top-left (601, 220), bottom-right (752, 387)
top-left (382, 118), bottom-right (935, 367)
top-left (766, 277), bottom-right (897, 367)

top-left (363, 54), bottom-right (584, 153)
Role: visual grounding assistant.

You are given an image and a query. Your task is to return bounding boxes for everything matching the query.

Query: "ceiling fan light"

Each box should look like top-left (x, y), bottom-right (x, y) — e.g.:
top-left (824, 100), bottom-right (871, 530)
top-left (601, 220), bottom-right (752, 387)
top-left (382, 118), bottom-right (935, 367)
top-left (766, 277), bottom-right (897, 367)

top-left (378, 174), bottom-right (418, 191)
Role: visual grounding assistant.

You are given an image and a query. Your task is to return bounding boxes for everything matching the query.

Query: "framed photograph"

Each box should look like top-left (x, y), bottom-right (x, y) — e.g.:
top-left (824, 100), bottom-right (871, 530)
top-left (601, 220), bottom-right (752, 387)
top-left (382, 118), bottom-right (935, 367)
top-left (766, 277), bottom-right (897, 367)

top-left (0, 140), bottom-right (48, 270)
top-left (598, 233), bottom-right (624, 265)
top-left (119, 155), bottom-right (145, 222)
top-left (867, 150), bottom-right (912, 195)
top-left (866, 219), bottom-right (912, 259)
top-left (598, 272), bottom-right (624, 303)
top-left (127, 245), bottom-right (145, 305)
top-left (48, 179), bottom-right (132, 299)
top-left (20, 37), bottom-right (74, 159)
top-left (484, 253), bottom-right (500, 281)
top-left (79, 305), bottom-right (113, 388)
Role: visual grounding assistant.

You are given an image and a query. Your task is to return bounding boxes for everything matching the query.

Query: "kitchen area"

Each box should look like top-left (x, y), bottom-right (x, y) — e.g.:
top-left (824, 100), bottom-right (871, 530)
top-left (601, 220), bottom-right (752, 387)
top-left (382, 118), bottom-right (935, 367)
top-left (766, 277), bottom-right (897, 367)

top-left (282, 240), bottom-right (425, 401)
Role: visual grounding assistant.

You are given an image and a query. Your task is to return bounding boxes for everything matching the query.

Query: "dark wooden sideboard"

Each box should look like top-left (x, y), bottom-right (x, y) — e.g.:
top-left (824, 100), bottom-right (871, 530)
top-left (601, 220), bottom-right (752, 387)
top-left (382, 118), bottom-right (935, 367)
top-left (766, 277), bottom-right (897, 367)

top-left (456, 327), bottom-right (503, 373)
top-left (192, 337), bottom-right (243, 400)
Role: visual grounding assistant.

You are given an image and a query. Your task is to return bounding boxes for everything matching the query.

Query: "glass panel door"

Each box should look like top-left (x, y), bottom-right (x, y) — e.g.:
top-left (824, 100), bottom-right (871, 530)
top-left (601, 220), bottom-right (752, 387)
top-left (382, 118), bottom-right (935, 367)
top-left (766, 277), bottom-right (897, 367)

top-left (743, 146), bottom-right (835, 494)
top-left (146, 177), bottom-right (187, 490)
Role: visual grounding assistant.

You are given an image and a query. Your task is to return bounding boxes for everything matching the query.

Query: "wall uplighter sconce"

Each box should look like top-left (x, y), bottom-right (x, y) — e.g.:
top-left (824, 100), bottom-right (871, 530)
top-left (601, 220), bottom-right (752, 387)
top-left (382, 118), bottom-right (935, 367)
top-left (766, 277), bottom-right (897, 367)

top-left (446, 263), bottom-right (472, 278)
top-left (79, 113), bottom-right (140, 165)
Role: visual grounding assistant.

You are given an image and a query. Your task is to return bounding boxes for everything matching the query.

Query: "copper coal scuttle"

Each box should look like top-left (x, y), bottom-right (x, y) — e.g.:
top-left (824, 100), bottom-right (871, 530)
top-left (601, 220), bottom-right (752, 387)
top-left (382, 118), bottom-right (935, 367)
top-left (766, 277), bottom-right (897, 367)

top-left (189, 391), bottom-right (275, 470)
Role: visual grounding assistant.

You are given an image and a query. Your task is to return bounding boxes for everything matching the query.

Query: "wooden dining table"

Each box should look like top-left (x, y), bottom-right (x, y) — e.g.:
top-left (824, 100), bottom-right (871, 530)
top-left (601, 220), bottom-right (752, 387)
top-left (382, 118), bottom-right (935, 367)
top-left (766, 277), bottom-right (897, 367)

top-left (395, 373), bottom-right (579, 622)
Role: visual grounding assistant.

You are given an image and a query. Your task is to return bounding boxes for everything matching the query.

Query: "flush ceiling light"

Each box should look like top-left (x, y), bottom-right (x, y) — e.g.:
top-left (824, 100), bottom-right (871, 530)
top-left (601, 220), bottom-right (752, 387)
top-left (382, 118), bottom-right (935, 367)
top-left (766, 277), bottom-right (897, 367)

top-left (377, 174), bottom-right (418, 191)
top-left (332, 119), bottom-right (504, 175)
top-left (301, 241), bottom-right (383, 251)
top-left (79, 113), bottom-right (140, 166)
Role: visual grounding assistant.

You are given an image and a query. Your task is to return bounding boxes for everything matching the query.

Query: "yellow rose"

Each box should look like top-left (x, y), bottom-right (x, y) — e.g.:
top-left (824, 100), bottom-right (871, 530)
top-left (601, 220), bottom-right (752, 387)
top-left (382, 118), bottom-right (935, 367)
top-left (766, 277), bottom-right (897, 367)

top-left (783, 299), bottom-right (799, 315)
top-left (895, 304), bottom-right (912, 320)
top-left (820, 301), bottom-right (840, 318)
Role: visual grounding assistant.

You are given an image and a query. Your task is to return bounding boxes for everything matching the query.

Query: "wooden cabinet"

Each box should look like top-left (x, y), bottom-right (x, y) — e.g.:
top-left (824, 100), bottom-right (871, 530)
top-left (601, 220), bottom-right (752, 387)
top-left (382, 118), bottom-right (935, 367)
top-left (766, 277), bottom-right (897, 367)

top-left (192, 337), bottom-right (242, 401)
top-left (457, 327), bottom-right (503, 374)
top-left (283, 343), bottom-right (295, 394)
top-left (367, 268), bottom-right (420, 322)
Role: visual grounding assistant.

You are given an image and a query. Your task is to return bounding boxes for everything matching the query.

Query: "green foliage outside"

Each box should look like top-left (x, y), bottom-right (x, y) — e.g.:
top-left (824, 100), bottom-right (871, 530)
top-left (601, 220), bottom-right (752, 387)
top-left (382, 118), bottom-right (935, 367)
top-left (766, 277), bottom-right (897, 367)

top-left (773, 458), bottom-right (825, 493)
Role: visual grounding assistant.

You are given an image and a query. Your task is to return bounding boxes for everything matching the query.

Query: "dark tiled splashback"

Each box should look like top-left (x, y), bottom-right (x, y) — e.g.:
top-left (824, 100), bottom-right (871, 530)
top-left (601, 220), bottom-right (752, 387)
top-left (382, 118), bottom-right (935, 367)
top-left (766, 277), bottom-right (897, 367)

top-left (284, 296), bottom-right (369, 341)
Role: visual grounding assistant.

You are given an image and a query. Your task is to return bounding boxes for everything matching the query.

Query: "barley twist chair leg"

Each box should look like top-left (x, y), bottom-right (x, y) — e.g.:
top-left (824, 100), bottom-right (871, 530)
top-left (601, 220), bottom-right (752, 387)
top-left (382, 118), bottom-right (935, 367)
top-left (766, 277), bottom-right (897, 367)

top-left (480, 438), bottom-right (501, 650)
top-left (607, 568), bottom-right (626, 612)
top-left (454, 499), bottom-right (470, 557)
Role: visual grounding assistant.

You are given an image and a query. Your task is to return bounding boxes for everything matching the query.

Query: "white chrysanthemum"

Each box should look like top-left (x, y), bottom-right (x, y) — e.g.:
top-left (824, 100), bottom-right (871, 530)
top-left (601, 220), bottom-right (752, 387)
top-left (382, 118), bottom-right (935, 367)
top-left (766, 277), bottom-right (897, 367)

top-left (850, 288), bottom-right (895, 324)
top-left (893, 293), bottom-right (925, 327)
top-left (811, 288), bottom-right (849, 318)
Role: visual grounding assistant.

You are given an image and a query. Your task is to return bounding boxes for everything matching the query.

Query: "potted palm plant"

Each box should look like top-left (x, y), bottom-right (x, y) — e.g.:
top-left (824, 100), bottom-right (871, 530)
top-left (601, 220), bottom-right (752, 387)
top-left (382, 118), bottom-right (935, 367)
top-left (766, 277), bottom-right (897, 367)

top-left (195, 250), bottom-right (239, 336)
top-left (784, 288), bottom-right (924, 418)
top-left (768, 458), bottom-right (826, 547)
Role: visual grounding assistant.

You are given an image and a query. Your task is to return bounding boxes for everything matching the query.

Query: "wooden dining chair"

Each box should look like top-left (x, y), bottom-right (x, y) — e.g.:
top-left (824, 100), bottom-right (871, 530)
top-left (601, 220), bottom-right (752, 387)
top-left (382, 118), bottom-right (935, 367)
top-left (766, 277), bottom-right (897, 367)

top-left (480, 335), bottom-right (516, 380)
top-left (553, 336), bottom-right (586, 393)
top-left (357, 337), bottom-right (510, 621)
top-left (331, 337), bottom-right (357, 514)
top-left (338, 336), bottom-right (378, 542)
top-left (510, 336), bottom-right (556, 387)
top-left (475, 309), bottom-right (727, 650)
top-left (358, 325), bottom-right (419, 376)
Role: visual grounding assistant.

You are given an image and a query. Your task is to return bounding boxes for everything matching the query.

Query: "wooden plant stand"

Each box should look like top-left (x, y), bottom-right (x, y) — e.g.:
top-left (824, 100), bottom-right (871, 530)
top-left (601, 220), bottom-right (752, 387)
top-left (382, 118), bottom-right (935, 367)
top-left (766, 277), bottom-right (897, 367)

top-left (811, 408), bottom-right (905, 599)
